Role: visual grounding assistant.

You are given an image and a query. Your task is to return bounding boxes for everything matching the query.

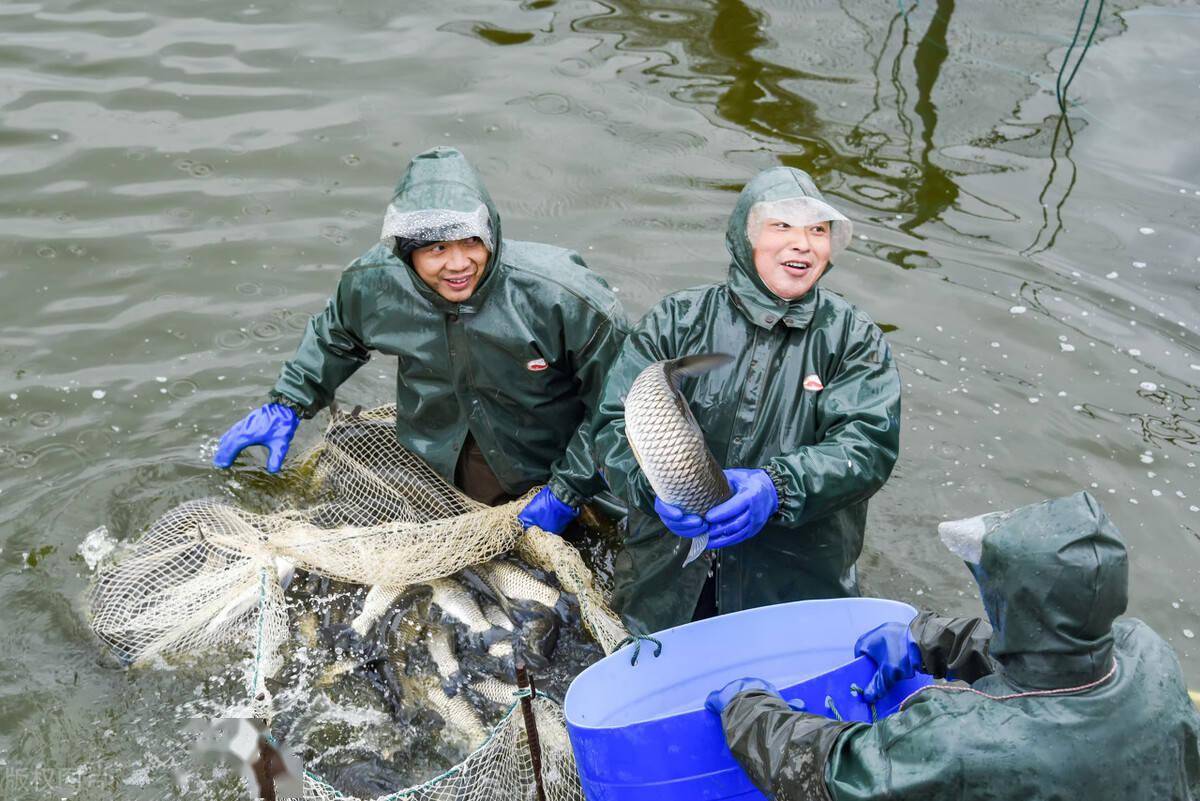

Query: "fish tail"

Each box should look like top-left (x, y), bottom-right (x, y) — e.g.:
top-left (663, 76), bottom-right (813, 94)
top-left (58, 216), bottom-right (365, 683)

top-left (665, 352), bottom-right (735, 381)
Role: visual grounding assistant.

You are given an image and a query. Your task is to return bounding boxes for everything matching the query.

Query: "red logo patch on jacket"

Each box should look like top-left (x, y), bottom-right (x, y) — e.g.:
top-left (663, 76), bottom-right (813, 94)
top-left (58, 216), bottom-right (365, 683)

top-left (526, 358), bottom-right (549, 372)
top-left (802, 373), bottom-right (824, 392)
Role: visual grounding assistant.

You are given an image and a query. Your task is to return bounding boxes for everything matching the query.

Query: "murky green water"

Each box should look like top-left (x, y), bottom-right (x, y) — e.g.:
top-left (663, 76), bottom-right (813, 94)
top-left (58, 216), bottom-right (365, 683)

top-left (2, 0), bottom-right (1198, 796)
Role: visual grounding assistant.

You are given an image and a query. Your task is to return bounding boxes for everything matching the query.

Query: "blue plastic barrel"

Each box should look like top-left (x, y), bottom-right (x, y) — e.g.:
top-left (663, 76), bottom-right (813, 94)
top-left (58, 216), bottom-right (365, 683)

top-left (564, 598), bottom-right (932, 801)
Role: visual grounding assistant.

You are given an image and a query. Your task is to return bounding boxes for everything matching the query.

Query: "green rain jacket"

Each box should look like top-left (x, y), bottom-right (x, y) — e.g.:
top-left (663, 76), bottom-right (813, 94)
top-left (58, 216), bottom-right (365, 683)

top-left (721, 491), bottom-right (1200, 801)
top-left (271, 147), bottom-right (626, 506)
top-left (593, 167), bottom-right (901, 633)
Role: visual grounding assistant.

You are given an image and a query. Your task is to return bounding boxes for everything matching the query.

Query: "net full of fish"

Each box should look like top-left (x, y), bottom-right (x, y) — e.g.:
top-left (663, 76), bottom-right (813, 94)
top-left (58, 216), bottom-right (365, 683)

top-left (623, 354), bottom-right (735, 566)
top-left (86, 403), bottom-right (628, 801)
top-left (273, 555), bottom-right (596, 797)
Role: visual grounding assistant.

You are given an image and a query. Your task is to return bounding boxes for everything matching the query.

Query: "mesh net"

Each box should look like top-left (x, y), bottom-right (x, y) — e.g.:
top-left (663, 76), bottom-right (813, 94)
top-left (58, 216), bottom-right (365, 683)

top-left (302, 695), bottom-right (582, 801)
top-left (88, 403), bottom-right (627, 799)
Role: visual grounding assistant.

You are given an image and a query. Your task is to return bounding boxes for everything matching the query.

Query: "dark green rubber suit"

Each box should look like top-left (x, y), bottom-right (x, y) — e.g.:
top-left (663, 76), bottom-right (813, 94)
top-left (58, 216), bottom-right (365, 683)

top-left (593, 167), bottom-right (901, 633)
top-left (720, 491), bottom-right (1200, 800)
top-left (271, 147), bottom-right (626, 506)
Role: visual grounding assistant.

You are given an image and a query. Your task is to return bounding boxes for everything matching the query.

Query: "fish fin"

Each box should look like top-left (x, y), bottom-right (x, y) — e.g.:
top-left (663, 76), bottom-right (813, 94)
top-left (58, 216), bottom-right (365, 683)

top-left (666, 353), bottom-right (735, 380)
top-left (682, 534), bottom-right (709, 567)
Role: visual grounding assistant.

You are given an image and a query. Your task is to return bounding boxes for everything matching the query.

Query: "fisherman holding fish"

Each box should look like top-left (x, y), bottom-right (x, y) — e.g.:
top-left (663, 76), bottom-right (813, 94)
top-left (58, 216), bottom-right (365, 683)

top-left (595, 166), bottom-right (900, 632)
top-left (213, 146), bottom-right (626, 534)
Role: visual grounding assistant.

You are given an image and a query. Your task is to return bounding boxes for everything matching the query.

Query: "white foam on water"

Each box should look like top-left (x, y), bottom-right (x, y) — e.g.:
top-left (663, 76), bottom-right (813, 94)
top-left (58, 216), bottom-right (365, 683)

top-left (79, 525), bottom-right (117, 570)
top-left (1009, 305), bottom-right (1026, 314)
top-left (92, 389), bottom-right (106, 399)
top-left (1139, 226), bottom-right (1155, 234)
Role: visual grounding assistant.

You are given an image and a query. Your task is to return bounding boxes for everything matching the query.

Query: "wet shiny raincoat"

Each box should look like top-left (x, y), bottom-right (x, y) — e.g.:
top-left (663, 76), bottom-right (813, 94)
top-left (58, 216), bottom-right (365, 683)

top-left (594, 167), bottom-right (901, 633)
top-left (720, 491), bottom-right (1200, 800)
top-left (272, 147), bottom-right (626, 506)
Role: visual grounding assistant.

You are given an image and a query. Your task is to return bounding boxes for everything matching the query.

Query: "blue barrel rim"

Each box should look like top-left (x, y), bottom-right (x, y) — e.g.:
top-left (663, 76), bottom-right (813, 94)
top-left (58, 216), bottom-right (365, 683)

top-left (565, 597), bottom-right (920, 731)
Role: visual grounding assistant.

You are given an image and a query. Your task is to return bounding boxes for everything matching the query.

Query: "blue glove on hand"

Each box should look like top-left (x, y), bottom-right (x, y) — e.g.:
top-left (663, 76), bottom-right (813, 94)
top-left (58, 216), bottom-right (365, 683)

top-left (705, 677), bottom-right (781, 715)
top-left (654, 496), bottom-right (709, 539)
top-left (517, 486), bottom-right (578, 535)
top-left (213, 403), bottom-right (300, 474)
top-left (704, 468), bottom-right (779, 549)
top-left (854, 621), bottom-right (922, 704)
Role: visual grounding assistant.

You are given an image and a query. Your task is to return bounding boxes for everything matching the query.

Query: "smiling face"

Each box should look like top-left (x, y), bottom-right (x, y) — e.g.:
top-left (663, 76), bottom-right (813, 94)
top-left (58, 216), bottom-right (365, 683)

top-left (751, 218), bottom-right (833, 300)
top-left (410, 237), bottom-right (490, 302)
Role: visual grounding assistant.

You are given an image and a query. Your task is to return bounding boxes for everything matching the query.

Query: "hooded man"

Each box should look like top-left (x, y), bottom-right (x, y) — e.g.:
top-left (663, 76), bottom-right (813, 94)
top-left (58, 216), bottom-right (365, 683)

top-left (213, 146), bottom-right (626, 533)
top-left (709, 491), bottom-right (1200, 800)
top-left (593, 166), bottom-right (901, 633)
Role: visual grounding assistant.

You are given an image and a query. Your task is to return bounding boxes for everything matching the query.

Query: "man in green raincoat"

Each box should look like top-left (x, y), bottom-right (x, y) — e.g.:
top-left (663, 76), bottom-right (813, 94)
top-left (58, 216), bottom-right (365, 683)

top-left (214, 146), bottom-right (626, 534)
top-left (709, 491), bottom-right (1200, 799)
top-left (594, 166), bottom-right (901, 632)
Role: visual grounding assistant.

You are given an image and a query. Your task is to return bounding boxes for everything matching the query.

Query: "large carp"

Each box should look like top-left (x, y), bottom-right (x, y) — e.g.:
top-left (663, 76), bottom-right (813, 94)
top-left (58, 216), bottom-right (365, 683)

top-left (623, 354), bottom-right (734, 566)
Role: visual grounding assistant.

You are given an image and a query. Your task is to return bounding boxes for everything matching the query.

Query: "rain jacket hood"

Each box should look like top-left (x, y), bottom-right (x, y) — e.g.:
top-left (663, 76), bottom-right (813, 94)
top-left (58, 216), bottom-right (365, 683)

top-left (724, 167), bottom-right (837, 330)
top-left (970, 491), bottom-right (1128, 688)
top-left (383, 147), bottom-right (503, 311)
top-left (272, 146), bottom-right (626, 506)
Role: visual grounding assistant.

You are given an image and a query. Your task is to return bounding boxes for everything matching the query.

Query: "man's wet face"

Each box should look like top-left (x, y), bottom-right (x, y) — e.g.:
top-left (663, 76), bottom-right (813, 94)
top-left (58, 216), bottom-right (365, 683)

top-left (752, 219), bottom-right (833, 300)
top-left (410, 237), bottom-right (490, 302)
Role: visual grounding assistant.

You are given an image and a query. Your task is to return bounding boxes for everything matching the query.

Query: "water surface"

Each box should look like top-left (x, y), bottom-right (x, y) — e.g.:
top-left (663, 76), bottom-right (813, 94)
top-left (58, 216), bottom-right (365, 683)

top-left (1, 0), bottom-right (1198, 796)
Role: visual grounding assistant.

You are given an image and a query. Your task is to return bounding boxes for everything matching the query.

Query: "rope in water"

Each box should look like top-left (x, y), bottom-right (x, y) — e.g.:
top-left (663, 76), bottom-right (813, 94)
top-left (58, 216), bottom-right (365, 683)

top-left (1056, 0), bottom-right (1106, 115)
top-left (897, 658), bottom-right (1119, 712)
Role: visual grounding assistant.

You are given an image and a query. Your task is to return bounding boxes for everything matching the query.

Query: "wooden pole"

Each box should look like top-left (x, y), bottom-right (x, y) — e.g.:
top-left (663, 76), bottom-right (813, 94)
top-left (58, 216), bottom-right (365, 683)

top-left (515, 662), bottom-right (548, 801)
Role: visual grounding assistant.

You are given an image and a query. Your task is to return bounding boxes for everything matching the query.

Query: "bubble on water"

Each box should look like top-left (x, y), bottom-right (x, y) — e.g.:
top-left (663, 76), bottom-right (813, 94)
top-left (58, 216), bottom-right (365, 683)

top-left (1028, 397), bottom-right (1039, 404)
top-left (8, 392), bottom-right (16, 400)
top-left (1140, 453), bottom-right (1154, 464)
top-left (1009, 305), bottom-right (1026, 314)
top-left (528, 93), bottom-right (570, 115)
top-left (1138, 227), bottom-right (1155, 235)
top-left (92, 389), bottom-right (106, 399)
top-left (1129, 498), bottom-right (1139, 504)
top-left (155, 376), bottom-right (167, 383)
top-left (1190, 364), bottom-right (1200, 371)
top-left (28, 410), bottom-right (60, 429)
top-left (1191, 505), bottom-right (1199, 512)
top-left (1132, 261), bottom-right (1146, 269)
top-left (1152, 489), bottom-right (1162, 497)
top-left (990, 341), bottom-right (1000, 348)
top-left (1060, 343), bottom-right (1075, 352)
top-left (1140, 381), bottom-right (1158, 391)
top-left (1185, 629), bottom-right (1195, 639)
top-left (216, 329), bottom-right (250, 350)
top-left (169, 380), bottom-right (198, 399)
top-left (1129, 348), bottom-right (1142, 356)
top-left (1173, 601), bottom-right (1181, 609)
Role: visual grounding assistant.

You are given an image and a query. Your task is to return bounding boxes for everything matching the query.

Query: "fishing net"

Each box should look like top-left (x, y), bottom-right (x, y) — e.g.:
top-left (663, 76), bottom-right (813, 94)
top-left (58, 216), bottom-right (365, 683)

top-left (88, 403), bottom-right (627, 799)
top-left (302, 694), bottom-right (583, 801)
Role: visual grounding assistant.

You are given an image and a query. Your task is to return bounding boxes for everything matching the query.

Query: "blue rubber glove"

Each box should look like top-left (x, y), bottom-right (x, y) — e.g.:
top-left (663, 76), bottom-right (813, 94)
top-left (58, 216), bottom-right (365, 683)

top-left (213, 403), bottom-right (300, 474)
top-left (704, 468), bottom-right (779, 549)
top-left (654, 497), bottom-right (709, 539)
top-left (705, 677), bottom-right (781, 715)
top-left (517, 486), bottom-right (578, 535)
top-left (854, 621), bottom-right (922, 704)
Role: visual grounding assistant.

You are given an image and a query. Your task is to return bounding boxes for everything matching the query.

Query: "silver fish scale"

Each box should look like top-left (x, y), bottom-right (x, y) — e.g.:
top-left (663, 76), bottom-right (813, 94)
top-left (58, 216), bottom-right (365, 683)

top-left (625, 360), bottom-right (731, 515)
